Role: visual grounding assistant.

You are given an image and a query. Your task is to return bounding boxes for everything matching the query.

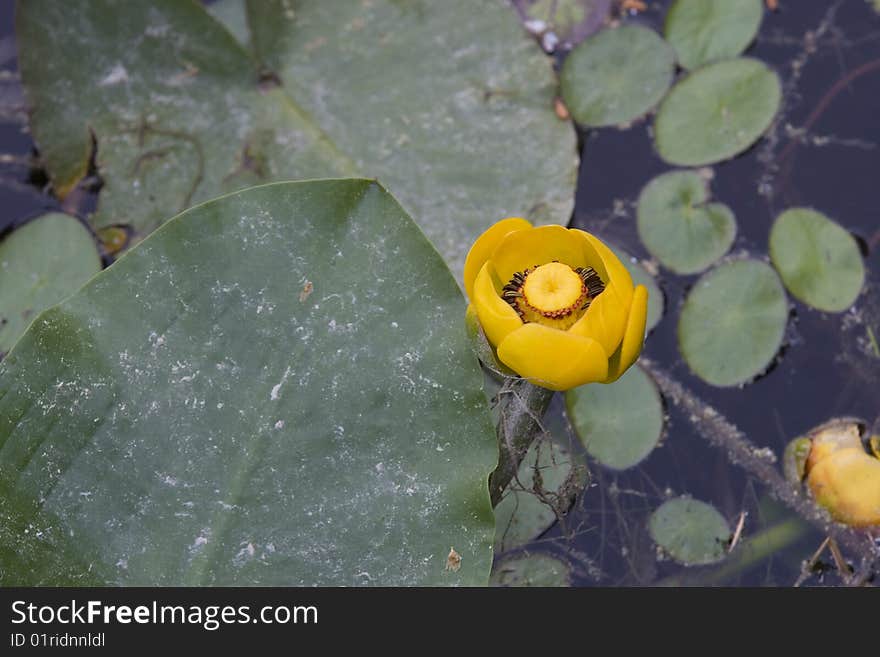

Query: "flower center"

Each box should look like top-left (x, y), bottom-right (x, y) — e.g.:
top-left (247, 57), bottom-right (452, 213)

top-left (502, 261), bottom-right (605, 330)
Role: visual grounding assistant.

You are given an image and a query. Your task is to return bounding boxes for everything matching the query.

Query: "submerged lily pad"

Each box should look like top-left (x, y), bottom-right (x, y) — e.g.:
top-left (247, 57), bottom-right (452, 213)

top-left (490, 552), bottom-right (571, 587)
top-left (637, 170), bottom-right (736, 275)
top-left (0, 180), bottom-right (498, 586)
top-left (769, 208), bottom-right (864, 313)
top-left (679, 260), bottom-right (788, 387)
top-left (495, 437), bottom-right (587, 552)
top-left (560, 24), bottom-right (675, 127)
top-left (609, 246), bottom-right (664, 332)
top-left (517, 0), bottom-right (612, 46)
top-left (654, 58), bottom-right (781, 166)
top-left (664, 0), bottom-right (764, 70)
top-left (566, 365), bottom-right (664, 471)
top-left (18, 0), bottom-right (576, 276)
top-left (649, 497), bottom-right (731, 566)
top-left (0, 213), bottom-right (101, 357)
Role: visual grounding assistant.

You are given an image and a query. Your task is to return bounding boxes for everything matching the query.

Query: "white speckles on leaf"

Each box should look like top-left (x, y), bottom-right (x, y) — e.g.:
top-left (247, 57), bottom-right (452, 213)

top-left (98, 62), bottom-right (129, 86)
top-left (270, 366), bottom-right (292, 401)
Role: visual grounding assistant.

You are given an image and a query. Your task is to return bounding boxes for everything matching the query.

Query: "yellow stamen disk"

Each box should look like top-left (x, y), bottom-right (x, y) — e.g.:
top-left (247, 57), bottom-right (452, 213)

top-left (502, 262), bottom-right (605, 331)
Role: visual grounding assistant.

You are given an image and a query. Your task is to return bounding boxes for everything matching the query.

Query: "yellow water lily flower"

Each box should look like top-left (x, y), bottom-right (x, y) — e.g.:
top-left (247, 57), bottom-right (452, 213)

top-left (463, 218), bottom-right (648, 391)
top-left (795, 421), bottom-right (880, 529)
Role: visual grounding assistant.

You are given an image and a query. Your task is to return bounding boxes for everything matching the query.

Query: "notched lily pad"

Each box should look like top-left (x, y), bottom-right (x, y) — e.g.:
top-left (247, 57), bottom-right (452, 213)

top-left (637, 170), bottom-right (736, 275)
top-left (494, 436), bottom-right (588, 552)
top-left (0, 180), bottom-right (497, 586)
top-left (566, 365), bottom-right (664, 471)
top-left (649, 496), bottom-right (731, 566)
top-left (655, 58), bottom-right (781, 166)
top-left (0, 213), bottom-right (102, 356)
top-left (769, 208), bottom-right (865, 313)
top-left (490, 552), bottom-right (571, 587)
top-left (678, 260), bottom-right (788, 387)
top-left (560, 24), bottom-right (676, 127)
top-left (664, 0), bottom-right (764, 70)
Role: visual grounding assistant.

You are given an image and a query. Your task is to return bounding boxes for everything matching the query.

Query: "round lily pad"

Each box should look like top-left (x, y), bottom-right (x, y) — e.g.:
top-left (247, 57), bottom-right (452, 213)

top-left (654, 58), bottom-right (781, 166)
top-left (491, 552), bottom-right (571, 587)
top-left (679, 260), bottom-right (788, 387)
top-left (649, 497), bottom-right (731, 565)
top-left (495, 437), bottom-right (587, 552)
top-left (566, 364), bottom-right (664, 470)
top-left (0, 213), bottom-right (101, 356)
top-left (560, 24), bottom-right (676, 127)
top-left (769, 208), bottom-right (864, 313)
top-left (609, 245), bottom-right (664, 332)
top-left (637, 170), bottom-right (736, 275)
top-left (664, 0), bottom-right (764, 70)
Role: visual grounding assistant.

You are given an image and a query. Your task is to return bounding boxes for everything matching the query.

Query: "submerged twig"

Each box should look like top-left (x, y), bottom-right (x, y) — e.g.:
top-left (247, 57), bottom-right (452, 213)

top-left (640, 358), bottom-right (879, 579)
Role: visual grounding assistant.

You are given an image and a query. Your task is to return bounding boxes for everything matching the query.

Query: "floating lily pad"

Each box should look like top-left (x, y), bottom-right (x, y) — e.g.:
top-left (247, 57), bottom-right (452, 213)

top-left (609, 246), bottom-right (664, 332)
top-left (566, 365), bottom-right (664, 470)
top-left (769, 208), bottom-right (864, 313)
top-left (560, 24), bottom-right (676, 127)
top-left (678, 260), bottom-right (788, 387)
top-left (654, 58), bottom-right (781, 166)
top-left (490, 552), bottom-right (571, 587)
top-left (18, 0), bottom-right (576, 277)
top-left (0, 213), bottom-right (101, 357)
top-left (649, 497), bottom-right (731, 566)
top-left (664, 0), bottom-right (764, 70)
top-left (206, 0), bottom-right (250, 47)
top-left (637, 170), bottom-right (736, 275)
top-left (495, 437), bottom-right (587, 552)
top-left (0, 180), bottom-right (498, 586)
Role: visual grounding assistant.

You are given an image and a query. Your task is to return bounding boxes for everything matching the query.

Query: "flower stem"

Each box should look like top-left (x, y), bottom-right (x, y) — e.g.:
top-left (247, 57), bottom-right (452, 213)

top-left (488, 377), bottom-right (555, 506)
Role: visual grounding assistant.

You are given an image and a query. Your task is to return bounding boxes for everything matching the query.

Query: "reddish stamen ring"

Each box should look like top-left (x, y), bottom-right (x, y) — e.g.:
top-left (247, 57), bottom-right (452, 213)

top-left (501, 263), bottom-right (605, 320)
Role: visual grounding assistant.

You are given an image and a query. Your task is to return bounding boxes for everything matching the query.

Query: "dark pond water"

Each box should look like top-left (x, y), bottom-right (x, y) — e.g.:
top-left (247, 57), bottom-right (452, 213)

top-left (557, 0), bottom-right (880, 585)
top-left (1, 1), bottom-right (878, 586)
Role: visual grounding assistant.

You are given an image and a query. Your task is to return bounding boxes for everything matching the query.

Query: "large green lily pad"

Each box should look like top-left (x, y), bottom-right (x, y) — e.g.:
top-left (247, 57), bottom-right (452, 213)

top-left (566, 365), bottom-right (664, 471)
top-left (654, 58), bottom-right (781, 166)
top-left (0, 180), bottom-right (497, 586)
top-left (769, 208), bottom-right (865, 313)
top-left (664, 0), bottom-right (764, 70)
top-left (17, 0), bottom-right (576, 277)
top-left (649, 497), bottom-right (731, 566)
top-left (0, 213), bottom-right (102, 357)
top-left (494, 436), bottom-right (587, 552)
top-left (560, 24), bottom-right (675, 127)
top-left (678, 260), bottom-right (788, 387)
top-left (637, 170), bottom-right (736, 275)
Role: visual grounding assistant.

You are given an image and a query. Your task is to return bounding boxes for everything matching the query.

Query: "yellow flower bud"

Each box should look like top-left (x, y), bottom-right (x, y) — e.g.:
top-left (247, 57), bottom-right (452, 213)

top-left (786, 419), bottom-right (880, 529)
top-left (463, 218), bottom-right (648, 391)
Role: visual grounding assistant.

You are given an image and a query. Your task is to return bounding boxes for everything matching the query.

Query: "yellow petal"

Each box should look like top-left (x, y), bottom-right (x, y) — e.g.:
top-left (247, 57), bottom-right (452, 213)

top-left (463, 217), bottom-right (532, 300)
top-left (497, 323), bottom-right (608, 391)
top-left (569, 280), bottom-right (629, 355)
top-left (806, 448), bottom-right (880, 528)
top-left (574, 230), bottom-right (634, 305)
top-left (472, 261), bottom-right (523, 348)
top-left (490, 225), bottom-right (590, 284)
top-left (602, 284), bottom-right (648, 383)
